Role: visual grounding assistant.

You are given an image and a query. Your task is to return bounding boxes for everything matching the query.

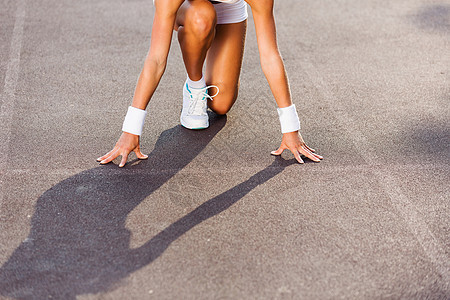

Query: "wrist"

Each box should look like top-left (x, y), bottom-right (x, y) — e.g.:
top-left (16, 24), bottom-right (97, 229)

top-left (122, 106), bottom-right (147, 136)
top-left (283, 130), bottom-right (298, 136)
top-left (277, 104), bottom-right (300, 133)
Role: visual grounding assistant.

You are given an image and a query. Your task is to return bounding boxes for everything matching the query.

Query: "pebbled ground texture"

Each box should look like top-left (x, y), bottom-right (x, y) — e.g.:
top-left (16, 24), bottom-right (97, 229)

top-left (0, 0), bottom-right (449, 299)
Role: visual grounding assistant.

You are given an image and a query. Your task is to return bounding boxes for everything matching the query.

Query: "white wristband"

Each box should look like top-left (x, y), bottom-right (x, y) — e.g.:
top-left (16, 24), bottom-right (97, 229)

top-left (277, 104), bottom-right (301, 133)
top-left (122, 106), bottom-right (147, 136)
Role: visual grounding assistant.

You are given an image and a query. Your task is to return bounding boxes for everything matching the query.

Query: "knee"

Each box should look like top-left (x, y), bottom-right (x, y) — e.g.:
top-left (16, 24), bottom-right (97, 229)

top-left (210, 105), bottom-right (231, 116)
top-left (185, 3), bottom-right (216, 39)
top-left (209, 91), bottom-right (238, 115)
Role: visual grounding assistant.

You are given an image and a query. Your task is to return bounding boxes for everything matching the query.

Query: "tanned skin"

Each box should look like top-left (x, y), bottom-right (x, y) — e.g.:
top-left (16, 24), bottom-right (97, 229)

top-left (97, 0), bottom-right (323, 167)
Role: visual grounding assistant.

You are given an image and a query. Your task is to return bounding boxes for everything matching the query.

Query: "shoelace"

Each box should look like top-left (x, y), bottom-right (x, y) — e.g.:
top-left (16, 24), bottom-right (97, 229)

top-left (188, 85), bottom-right (219, 115)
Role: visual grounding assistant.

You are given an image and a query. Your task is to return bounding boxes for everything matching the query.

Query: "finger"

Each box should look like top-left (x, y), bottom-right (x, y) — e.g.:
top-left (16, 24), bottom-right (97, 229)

top-left (300, 147), bottom-right (320, 162)
top-left (271, 145), bottom-right (286, 156)
top-left (303, 146), bottom-right (323, 160)
top-left (299, 146), bottom-right (321, 162)
top-left (314, 152), bottom-right (323, 160)
top-left (100, 148), bottom-right (119, 164)
top-left (305, 144), bottom-right (316, 153)
top-left (308, 148), bottom-right (323, 160)
top-left (134, 147), bottom-right (148, 160)
top-left (97, 148), bottom-right (116, 162)
top-left (304, 145), bottom-right (323, 159)
top-left (119, 152), bottom-right (129, 168)
top-left (293, 149), bottom-right (304, 164)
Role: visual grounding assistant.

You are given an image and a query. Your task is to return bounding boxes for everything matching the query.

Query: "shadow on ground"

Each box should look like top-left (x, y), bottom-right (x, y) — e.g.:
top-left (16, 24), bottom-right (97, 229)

top-left (395, 115), bottom-right (450, 164)
top-left (0, 113), bottom-right (290, 299)
top-left (412, 4), bottom-right (450, 34)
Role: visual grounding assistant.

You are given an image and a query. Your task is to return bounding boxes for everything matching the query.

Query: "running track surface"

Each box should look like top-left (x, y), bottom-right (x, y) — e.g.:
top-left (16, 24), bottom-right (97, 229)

top-left (0, 0), bottom-right (449, 299)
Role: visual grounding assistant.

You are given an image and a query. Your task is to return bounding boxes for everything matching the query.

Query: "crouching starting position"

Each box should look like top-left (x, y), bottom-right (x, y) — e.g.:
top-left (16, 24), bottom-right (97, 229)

top-left (98, 0), bottom-right (323, 167)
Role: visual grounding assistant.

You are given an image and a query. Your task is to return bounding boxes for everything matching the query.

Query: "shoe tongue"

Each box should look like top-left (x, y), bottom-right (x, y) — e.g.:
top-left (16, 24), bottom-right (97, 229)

top-left (191, 95), bottom-right (206, 115)
top-left (188, 88), bottom-right (206, 115)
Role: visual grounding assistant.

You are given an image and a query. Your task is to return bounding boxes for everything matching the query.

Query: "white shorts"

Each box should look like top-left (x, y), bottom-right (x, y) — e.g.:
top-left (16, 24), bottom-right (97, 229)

top-left (211, 0), bottom-right (248, 25)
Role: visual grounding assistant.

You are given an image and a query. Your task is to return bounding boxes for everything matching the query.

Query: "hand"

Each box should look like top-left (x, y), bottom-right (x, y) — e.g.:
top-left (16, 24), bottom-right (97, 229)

top-left (271, 131), bottom-right (323, 164)
top-left (97, 132), bottom-right (148, 167)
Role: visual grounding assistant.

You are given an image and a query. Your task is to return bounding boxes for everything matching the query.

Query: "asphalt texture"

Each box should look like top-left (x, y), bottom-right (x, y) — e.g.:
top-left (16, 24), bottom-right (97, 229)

top-left (0, 0), bottom-right (449, 299)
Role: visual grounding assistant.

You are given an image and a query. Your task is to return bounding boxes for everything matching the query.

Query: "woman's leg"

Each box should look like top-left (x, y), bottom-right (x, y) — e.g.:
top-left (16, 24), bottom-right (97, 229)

top-left (175, 0), bottom-right (217, 81)
top-left (205, 21), bottom-right (247, 115)
top-left (176, 1), bottom-right (247, 115)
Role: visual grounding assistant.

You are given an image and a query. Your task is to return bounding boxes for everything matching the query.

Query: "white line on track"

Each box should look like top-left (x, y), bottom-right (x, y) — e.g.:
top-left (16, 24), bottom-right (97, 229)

top-left (1, 162), bottom-right (447, 177)
top-left (300, 60), bottom-right (450, 286)
top-left (0, 0), bottom-right (26, 208)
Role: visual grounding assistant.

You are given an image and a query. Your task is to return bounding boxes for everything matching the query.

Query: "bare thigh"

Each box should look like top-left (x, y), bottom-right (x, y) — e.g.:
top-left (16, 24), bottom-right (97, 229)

top-left (205, 21), bottom-right (247, 115)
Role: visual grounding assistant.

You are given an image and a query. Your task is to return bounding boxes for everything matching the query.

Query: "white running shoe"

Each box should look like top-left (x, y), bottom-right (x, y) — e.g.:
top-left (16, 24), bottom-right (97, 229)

top-left (180, 81), bottom-right (219, 129)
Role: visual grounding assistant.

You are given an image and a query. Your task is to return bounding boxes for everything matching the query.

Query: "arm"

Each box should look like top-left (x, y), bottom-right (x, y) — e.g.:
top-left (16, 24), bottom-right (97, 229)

top-left (246, 0), bottom-right (291, 108)
top-left (97, 0), bottom-right (184, 167)
top-left (132, 0), bottom-right (184, 109)
top-left (246, 0), bottom-right (322, 163)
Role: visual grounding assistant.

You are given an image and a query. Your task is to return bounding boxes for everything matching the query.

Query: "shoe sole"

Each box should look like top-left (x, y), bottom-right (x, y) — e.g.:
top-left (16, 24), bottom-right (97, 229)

top-left (180, 116), bottom-right (209, 130)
